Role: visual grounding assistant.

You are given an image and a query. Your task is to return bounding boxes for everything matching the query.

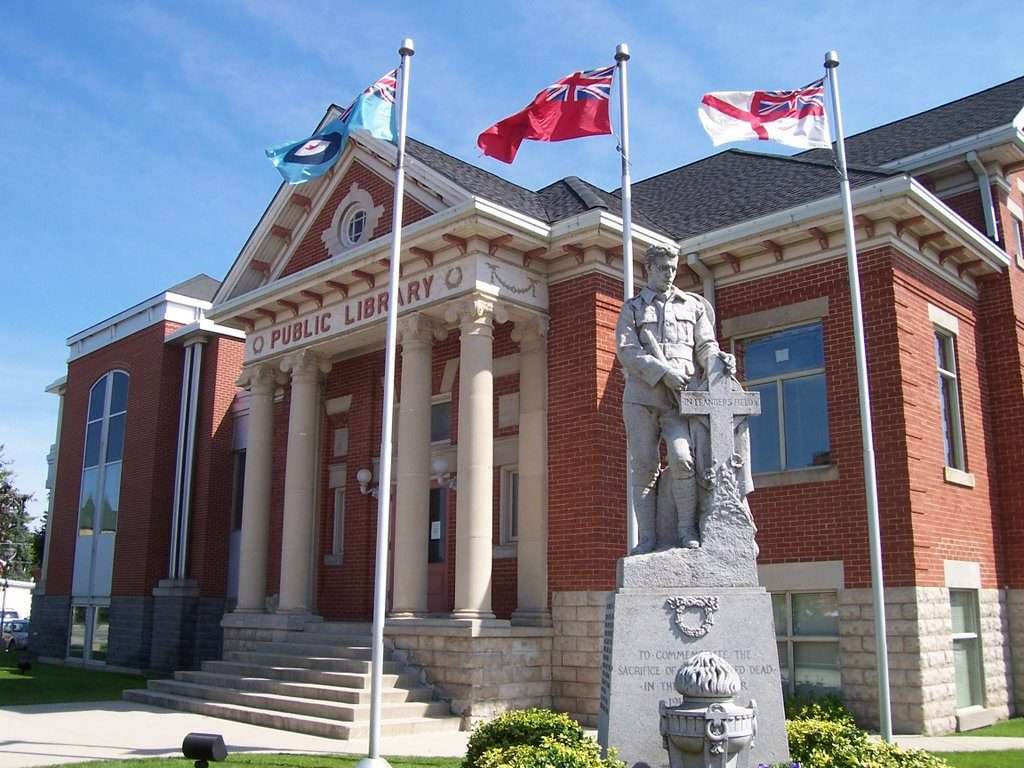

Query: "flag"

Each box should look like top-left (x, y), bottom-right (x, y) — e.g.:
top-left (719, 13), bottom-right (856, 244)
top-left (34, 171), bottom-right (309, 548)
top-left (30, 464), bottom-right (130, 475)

top-left (266, 69), bottom-right (399, 184)
top-left (698, 79), bottom-right (831, 150)
top-left (477, 65), bottom-right (614, 163)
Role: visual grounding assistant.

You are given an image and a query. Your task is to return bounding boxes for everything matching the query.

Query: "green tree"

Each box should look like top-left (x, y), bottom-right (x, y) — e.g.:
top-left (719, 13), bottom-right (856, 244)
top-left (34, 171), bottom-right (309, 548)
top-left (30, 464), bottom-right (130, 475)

top-left (0, 447), bottom-right (35, 581)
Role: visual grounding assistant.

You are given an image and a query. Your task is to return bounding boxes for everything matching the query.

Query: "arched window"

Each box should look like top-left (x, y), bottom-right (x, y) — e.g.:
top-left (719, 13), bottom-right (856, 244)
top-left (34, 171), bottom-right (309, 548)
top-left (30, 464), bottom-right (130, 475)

top-left (79, 371), bottom-right (128, 535)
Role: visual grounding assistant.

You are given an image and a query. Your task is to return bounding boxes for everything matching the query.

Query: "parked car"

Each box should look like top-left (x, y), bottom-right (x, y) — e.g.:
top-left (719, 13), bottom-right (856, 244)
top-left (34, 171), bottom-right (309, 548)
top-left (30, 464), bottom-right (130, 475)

top-left (2, 619), bottom-right (29, 652)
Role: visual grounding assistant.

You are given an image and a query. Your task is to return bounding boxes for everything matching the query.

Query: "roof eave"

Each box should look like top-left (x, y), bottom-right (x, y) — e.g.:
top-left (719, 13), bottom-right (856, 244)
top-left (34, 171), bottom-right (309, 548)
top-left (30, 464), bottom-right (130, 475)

top-left (879, 123), bottom-right (1024, 173)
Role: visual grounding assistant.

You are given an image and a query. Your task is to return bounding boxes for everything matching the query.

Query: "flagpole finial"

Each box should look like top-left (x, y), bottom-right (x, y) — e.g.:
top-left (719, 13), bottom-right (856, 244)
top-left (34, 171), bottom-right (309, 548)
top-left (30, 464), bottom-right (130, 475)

top-left (400, 38), bottom-right (415, 57)
top-left (615, 43), bottom-right (630, 62)
top-left (824, 50), bottom-right (839, 68)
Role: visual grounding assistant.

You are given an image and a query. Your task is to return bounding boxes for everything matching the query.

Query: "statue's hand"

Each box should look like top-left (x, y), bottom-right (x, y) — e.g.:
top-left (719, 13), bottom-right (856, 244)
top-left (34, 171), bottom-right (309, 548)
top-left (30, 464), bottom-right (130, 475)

top-left (718, 351), bottom-right (737, 376)
top-left (662, 369), bottom-right (688, 391)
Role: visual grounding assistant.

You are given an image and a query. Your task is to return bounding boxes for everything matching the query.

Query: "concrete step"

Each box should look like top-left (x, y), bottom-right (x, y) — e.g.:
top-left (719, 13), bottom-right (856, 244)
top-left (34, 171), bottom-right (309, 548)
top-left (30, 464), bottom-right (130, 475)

top-left (222, 650), bottom-right (403, 674)
top-left (200, 660), bottom-right (416, 689)
top-left (231, 639), bottom-right (377, 660)
top-left (124, 688), bottom-right (354, 739)
top-left (146, 679), bottom-right (451, 722)
top-left (175, 670), bottom-right (431, 705)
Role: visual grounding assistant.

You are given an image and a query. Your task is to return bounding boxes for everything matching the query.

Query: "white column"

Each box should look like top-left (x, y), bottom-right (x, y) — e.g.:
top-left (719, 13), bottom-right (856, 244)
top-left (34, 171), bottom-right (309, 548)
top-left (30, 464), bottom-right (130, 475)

top-left (277, 349), bottom-right (331, 614)
top-left (447, 295), bottom-right (506, 619)
top-left (511, 315), bottom-right (550, 625)
top-left (40, 381), bottom-right (67, 592)
top-left (390, 314), bottom-right (440, 617)
top-left (235, 363), bottom-right (285, 613)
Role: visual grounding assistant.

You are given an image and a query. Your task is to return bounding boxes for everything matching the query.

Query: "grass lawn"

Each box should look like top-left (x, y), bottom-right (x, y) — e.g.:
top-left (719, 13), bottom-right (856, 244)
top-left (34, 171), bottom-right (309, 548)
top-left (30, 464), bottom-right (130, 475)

top-left (0, 650), bottom-right (147, 706)
top-left (951, 716), bottom-right (1024, 738)
top-left (38, 756), bottom-right (461, 768)
top-left (937, 751), bottom-right (1024, 768)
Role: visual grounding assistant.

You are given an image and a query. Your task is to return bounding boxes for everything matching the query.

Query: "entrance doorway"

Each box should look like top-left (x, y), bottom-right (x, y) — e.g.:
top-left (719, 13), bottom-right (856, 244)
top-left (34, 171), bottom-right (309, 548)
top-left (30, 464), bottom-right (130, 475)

top-left (427, 487), bottom-right (449, 613)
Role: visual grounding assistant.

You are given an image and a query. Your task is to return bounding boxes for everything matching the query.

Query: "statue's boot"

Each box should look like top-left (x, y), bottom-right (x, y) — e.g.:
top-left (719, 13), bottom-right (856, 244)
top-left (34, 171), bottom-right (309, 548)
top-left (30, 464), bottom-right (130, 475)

top-left (673, 474), bottom-right (700, 548)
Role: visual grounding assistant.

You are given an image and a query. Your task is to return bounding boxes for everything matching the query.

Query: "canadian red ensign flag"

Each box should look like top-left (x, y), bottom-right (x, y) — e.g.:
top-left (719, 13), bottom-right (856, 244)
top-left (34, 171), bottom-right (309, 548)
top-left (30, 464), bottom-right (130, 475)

top-left (698, 79), bottom-right (831, 150)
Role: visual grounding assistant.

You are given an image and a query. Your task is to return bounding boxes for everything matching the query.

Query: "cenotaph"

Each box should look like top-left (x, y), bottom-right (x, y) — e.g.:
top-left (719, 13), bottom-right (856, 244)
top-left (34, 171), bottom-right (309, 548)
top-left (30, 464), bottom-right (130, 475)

top-left (598, 246), bottom-right (789, 767)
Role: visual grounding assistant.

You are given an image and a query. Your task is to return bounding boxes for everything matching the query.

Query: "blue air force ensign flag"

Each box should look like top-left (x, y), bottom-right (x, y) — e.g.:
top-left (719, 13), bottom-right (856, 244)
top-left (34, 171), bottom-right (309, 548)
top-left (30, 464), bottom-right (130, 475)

top-left (266, 69), bottom-right (399, 184)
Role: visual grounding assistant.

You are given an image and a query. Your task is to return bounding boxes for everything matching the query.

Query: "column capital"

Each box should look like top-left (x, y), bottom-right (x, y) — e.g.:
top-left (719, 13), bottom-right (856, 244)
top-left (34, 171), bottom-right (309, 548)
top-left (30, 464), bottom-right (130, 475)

top-left (446, 294), bottom-right (508, 336)
top-left (236, 362), bottom-right (287, 393)
top-left (511, 315), bottom-right (549, 351)
top-left (281, 349), bottom-right (332, 381)
top-left (398, 313), bottom-right (446, 348)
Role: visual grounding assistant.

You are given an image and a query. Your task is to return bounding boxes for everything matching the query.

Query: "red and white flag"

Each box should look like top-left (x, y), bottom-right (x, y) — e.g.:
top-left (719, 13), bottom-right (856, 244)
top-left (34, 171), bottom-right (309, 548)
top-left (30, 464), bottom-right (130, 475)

top-left (698, 80), bottom-right (831, 150)
top-left (477, 66), bottom-right (614, 163)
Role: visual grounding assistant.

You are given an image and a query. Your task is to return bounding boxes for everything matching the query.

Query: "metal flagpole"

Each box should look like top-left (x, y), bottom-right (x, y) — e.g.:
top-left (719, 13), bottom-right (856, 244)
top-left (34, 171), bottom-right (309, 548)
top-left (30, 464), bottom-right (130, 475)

top-left (356, 37), bottom-right (414, 768)
top-left (824, 49), bottom-right (893, 743)
top-left (616, 42), bottom-right (638, 553)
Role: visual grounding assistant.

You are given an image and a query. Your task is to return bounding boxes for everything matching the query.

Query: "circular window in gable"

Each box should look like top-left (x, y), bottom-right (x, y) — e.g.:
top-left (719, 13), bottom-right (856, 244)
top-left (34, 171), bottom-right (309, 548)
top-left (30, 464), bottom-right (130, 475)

top-left (341, 205), bottom-right (369, 246)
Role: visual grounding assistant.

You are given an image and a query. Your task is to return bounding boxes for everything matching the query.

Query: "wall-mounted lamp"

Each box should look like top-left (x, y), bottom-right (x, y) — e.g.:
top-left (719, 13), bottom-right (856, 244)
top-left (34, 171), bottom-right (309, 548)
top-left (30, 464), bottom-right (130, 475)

top-left (356, 468), bottom-right (378, 498)
top-left (432, 456), bottom-right (457, 490)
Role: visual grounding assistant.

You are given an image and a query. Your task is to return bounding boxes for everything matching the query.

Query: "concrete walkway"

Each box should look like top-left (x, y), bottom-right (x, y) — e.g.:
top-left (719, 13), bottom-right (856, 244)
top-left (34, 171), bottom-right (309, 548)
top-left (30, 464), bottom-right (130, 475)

top-left (0, 700), bottom-right (472, 768)
top-left (894, 733), bottom-right (1023, 752)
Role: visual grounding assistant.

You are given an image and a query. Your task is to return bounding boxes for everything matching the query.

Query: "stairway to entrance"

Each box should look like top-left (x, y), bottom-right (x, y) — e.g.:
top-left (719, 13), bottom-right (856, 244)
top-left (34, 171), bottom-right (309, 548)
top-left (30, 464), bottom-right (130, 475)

top-left (123, 621), bottom-right (462, 740)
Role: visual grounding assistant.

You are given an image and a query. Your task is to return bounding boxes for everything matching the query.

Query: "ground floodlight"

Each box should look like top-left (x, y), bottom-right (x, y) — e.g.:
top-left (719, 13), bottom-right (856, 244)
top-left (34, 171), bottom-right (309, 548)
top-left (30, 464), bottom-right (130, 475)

top-left (181, 733), bottom-right (227, 768)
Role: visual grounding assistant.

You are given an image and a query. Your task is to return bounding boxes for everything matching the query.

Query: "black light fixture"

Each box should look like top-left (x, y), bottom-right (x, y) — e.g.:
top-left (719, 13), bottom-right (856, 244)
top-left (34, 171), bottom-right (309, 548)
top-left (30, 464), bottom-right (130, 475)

top-left (182, 733), bottom-right (228, 768)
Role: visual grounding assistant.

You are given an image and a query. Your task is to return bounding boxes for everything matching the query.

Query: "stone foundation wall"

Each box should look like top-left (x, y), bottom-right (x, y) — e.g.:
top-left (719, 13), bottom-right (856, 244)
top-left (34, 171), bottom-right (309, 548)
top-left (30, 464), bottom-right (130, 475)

top-left (107, 596), bottom-right (154, 671)
top-left (839, 587), bottom-right (1015, 735)
top-left (551, 591), bottom-right (610, 727)
top-left (1010, 589), bottom-right (1024, 713)
top-left (28, 592), bottom-right (70, 660)
top-left (387, 621), bottom-right (552, 723)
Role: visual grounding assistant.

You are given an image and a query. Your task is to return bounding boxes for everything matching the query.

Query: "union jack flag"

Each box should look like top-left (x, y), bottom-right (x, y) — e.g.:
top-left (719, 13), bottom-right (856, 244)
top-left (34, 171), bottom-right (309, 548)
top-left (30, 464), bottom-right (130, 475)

top-left (339, 69), bottom-right (398, 122)
top-left (543, 65), bottom-right (614, 103)
top-left (751, 80), bottom-right (826, 123)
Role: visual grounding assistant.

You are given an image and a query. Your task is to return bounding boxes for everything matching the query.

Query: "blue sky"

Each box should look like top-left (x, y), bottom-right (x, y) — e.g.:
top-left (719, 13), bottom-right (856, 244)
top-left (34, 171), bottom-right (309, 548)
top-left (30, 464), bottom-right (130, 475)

top-left (2, 0), bottom-right (1021, 527)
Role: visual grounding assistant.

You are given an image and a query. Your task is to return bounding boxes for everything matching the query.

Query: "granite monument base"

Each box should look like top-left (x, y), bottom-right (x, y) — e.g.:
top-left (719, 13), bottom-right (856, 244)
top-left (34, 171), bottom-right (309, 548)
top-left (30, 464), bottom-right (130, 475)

top-left (598, 586), bottom-right (789, 767)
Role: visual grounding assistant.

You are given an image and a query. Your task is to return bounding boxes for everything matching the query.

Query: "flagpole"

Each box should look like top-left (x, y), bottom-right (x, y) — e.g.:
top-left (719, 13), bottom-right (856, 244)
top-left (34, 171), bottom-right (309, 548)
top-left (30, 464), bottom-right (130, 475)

top-left (824, 49), bottom-right (893, 743)
top-left (357, 37), bottom-right (414, 768)
top-left (616, 42), bottom-right (638, 554)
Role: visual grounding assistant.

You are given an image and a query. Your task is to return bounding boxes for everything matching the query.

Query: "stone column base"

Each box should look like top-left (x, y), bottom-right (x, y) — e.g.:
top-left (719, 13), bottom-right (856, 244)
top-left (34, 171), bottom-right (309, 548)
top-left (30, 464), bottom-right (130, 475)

top-left (1009, 588), bottom-right (1024, 715)
top-left (385, 617), bottom-right (553, 724)
top-left (511, 609), bottom-right (553, 627)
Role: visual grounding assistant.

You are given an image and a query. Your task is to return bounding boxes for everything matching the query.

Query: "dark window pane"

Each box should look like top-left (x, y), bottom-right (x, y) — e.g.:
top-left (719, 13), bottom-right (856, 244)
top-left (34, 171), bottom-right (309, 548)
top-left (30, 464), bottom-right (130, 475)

top-left (69, 607), bottom-right (87, 658)
top-left (430, 401), bottom-right (451, 443)
top-left (101, 463), bottom-right (121, 532)
top-left (783, 374), bottom-right (831, 469)
top-left (939, 376), bottom-right (961, 467)
top-left (772, 593), bottom-right (787, 637)
top-left (509, 472), bottom-right (519, 540)
top-left (777, 641), bottom-right (790, 691)
top-left (793, 642), bottom-right (841, 696)
top-left (744, 324), bottom-right (824, 380)
top-left (428, 488), bottom-right (446, 563)
top-left (110, 372), bottom-right (129, 414)
top-left (88, 378), bottom-right (107, 421)
top-left (792, 592), bottom-right (839, 636)
top-left (84, 422), bottom-right (102, 468)
top-left (232, 451), bottom-right (246, 531)
top-left (950, 590), bottom-right (978, 635)
top-left (105, 413), bottom-right (125, 463)
top-left (91, 607), bottom-right (109, 661)
top-left (749, 383), bottom-right (780, 474)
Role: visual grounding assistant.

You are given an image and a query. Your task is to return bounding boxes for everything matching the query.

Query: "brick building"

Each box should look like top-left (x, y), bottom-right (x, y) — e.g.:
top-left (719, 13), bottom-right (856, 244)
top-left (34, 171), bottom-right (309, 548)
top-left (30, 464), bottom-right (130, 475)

top-left (33, 75), bottom-right (1024, 737)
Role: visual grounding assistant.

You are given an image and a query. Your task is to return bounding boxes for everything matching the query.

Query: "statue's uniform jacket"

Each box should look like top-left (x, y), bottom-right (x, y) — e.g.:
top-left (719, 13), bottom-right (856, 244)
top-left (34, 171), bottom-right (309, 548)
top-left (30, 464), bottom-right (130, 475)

top-left (616, 286), bottom-right (721, 548)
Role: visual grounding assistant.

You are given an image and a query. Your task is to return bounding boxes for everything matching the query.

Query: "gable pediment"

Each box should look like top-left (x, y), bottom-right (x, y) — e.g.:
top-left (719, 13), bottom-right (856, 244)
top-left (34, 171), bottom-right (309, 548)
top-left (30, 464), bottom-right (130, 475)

top-left (217, 135), bottom-right (470, 304)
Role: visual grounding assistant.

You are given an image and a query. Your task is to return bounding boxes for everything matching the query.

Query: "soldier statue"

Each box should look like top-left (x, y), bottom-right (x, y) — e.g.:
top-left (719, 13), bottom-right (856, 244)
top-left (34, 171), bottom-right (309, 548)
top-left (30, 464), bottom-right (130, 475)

top-left (616, 245), bottom-right (737, 554)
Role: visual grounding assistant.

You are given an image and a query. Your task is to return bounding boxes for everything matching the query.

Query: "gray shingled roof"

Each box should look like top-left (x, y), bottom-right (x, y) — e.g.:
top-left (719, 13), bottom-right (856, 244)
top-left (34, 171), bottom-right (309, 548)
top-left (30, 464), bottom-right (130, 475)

top-left (627, 150), bottom-right (892, 240)
top-left (801, 75), bottom-right (1024, 168)
top-left (168, 273), bottom-right (220, 301)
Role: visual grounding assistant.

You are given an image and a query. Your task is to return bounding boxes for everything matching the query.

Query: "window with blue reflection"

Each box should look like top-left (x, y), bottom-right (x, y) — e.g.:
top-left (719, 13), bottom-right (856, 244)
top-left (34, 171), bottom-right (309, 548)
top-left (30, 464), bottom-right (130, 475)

top-left (740, 322), bottom-right (830, 473)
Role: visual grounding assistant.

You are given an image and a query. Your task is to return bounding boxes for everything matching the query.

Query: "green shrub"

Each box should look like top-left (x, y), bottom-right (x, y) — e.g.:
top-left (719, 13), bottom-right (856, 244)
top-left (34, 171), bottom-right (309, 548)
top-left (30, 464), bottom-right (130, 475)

top-left (786, 719), bottom-right (950, 768)
top-left (784, 694), bottom-right (855, 725)
top-left (478, 736), bottom-right (625, 768)
top-left (463, 709), bottom-right (585, 768)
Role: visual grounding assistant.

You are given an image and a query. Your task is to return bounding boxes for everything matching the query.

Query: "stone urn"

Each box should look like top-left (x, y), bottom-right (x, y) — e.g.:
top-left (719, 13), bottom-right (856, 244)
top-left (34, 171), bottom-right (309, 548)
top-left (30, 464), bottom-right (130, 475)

top-left (659, 652), bottom-right (757, 768)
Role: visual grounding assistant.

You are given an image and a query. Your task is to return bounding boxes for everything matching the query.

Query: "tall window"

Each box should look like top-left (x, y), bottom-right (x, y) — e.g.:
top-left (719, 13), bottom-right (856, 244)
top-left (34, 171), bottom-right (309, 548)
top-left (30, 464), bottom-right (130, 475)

top-left (950, 590), bottom-right (984, 709)
top-left (1012, 215), bottom-right (1024, 269)
top-left (935, 330), bottom-right (966, 470)
top-left (739, 323), bottom-right (830, 474)
top-left (772, 591), bottom-right (841, 697)
top-left (331, 488), bottom-right (346, 560)
top-left (501, 467), bottom-right (520, 544)
top-left (431, 398), bottom-right (452, 443)
top-left (80, 371), bottom-right (129, 535)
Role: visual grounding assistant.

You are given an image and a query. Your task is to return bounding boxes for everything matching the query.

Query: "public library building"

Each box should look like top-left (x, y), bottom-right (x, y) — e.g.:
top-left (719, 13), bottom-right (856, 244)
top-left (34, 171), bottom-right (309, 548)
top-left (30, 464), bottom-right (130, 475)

top-left (33, 76), bottom-right (1024, 736)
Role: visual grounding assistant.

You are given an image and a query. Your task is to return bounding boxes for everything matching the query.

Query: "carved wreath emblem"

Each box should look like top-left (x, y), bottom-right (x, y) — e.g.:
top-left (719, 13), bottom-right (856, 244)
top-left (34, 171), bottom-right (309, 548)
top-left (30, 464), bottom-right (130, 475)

top-left (665, 595), bottom-right (719, 639)
top-left (444, 266), bottom-right (463, 290)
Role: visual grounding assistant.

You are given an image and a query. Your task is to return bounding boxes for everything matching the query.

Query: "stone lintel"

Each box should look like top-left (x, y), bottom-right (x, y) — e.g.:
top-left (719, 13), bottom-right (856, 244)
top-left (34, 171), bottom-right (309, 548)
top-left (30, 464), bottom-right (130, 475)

top-left (220, 612), bottom-right (323, 631)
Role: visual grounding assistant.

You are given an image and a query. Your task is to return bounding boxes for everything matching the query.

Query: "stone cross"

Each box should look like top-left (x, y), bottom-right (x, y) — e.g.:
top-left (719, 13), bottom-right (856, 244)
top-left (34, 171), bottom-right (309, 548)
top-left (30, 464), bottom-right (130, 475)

top-left (677, 358), bottom-right (760, 470)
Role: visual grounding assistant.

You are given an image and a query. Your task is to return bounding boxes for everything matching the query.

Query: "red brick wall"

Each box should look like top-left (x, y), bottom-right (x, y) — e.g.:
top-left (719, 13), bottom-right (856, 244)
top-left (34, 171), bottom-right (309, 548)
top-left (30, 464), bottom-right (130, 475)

top-left (715, 249), bottom-right (917, 588)
top-left (279, 160), bottom-right (433, 278)
top-left (187, 336), bottom-right (245, 595)
top-left (47, 322), bottom-right (184, 597)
